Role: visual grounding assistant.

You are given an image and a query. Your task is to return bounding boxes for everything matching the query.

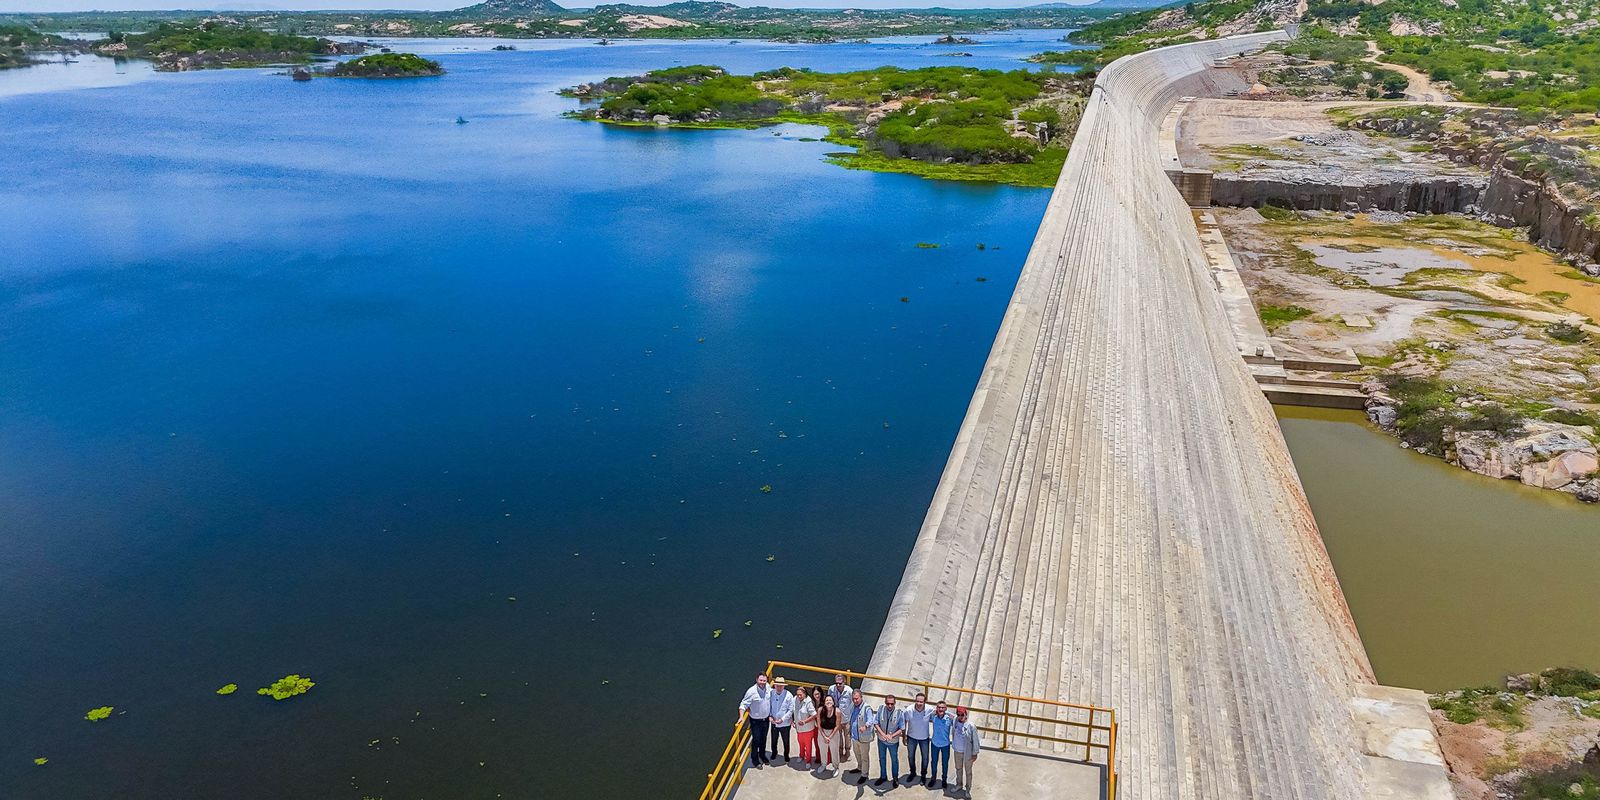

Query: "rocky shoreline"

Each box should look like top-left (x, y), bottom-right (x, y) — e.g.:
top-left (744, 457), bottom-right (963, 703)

top-left (1364, 381), bottom-right (1600, 501)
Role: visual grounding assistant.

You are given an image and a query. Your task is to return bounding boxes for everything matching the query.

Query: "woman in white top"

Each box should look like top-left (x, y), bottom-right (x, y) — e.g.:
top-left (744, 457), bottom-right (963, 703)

top-left (793, 686), bottom-right (819, 764)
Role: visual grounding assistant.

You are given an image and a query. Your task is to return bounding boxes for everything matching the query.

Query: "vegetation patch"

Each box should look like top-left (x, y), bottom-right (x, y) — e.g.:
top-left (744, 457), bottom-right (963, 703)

top-left (328, 52), bottom-right (443, 78)
top-left (1258, 302), bottom-right (1313, 330)
top-left (1429, 686), bottom-right (1528, 729)
top-left (216, 683), bottom-right (238, 695)
top-left (258, 674), bottom-right (315, 700)
top-left (563, 65), bottom-right (1093, 187)
top-left (84, 706), bottom-right (113, 722)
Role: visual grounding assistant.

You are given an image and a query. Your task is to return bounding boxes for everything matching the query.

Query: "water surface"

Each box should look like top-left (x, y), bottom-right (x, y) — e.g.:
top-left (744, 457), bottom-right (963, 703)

top-left (1279, 406), bottom-right (1600, 691)
top-left (0, 33), bottom-right (1070, 799)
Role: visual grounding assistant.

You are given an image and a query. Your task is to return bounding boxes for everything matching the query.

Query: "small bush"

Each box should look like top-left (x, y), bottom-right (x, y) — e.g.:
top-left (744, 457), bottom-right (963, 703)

top-left (1542, 408), bottom-right (1599, 427)
top-left (1516, 761), bottom-right (1600, 799)
top-left (1548, 321), bottom-right (1587, 343)
top-left (1540, 667), bottom-right (1600, 697)
top-left (1459, 403), bottom-right (1524, 436)
top-left (1259, 303), bottom-right (1313, 330)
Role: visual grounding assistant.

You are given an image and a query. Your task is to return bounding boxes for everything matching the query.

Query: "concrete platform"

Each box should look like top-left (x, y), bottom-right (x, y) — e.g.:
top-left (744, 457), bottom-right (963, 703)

top-left (732, 746), bottom-right (1106, 800)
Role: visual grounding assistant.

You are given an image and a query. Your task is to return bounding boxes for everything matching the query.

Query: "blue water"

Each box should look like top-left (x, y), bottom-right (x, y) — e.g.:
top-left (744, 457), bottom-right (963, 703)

top-left (0, 32), bottom-right (1075, 799)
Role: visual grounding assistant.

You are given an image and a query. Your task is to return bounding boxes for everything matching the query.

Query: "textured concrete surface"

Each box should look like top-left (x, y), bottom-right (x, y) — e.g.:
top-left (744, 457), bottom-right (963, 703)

top-left (731, 746), bottom-right (1105, 800)
top-left (862, 32), bottom-right (1404, 800)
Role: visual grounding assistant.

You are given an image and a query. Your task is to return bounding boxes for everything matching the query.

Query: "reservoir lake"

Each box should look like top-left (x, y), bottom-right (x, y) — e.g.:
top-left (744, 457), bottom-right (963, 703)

top-left (1, 30), bottom-right (1594, 799)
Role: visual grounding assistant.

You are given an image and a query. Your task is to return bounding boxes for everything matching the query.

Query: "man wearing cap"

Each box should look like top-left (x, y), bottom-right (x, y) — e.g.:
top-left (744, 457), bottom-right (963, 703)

top-left (951, 706), bottom-right (982, 795)
top-left (737, 673), bottom-right (774, 767)
top-left (767, 677), bottom-right (794, 762)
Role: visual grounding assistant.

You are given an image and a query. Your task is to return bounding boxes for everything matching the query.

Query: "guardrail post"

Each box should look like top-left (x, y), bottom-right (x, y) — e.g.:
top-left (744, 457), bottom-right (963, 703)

top-left (1001, 696), bottom-right (1010, 750)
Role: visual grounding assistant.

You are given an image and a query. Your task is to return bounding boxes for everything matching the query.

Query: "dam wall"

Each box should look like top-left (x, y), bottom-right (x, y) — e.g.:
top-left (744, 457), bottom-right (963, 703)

top-left (864, 33), bottom-right (1428, 800)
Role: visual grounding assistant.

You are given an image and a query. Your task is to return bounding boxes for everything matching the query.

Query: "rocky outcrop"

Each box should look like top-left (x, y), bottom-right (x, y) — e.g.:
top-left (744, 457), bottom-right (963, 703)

top-left (1211, 172), bottom-right (1484, 213)
top-left (1364, 383), bottom-right (1600, 501)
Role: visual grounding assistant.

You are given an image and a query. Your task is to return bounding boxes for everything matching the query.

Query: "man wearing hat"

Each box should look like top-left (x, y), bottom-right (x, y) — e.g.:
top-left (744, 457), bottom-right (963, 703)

top-left (951, 705), bottom-right (982, 795)
top-left (767, 676), bottom-right (794, 762)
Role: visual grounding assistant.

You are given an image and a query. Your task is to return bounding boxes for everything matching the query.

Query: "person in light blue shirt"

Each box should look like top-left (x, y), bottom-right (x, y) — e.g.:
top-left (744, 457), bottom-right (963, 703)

top-left (737, 674), bottom-right (774, 767)
top-left (873, 694), bottom-right (904, 787)
top-left (847, 688), bottom-right (875, 785)
top-left (767, 677), bottom-right (794, 762)
top-left (952, 705), bottom-right (983, 795)
top-left (928, 700), bottom-right (955, 789)
top-left (903, 692), bottom-right (933, 785)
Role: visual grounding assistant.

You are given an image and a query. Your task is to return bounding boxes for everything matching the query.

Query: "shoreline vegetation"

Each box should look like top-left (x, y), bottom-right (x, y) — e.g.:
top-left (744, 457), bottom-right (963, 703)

top-left (65, 21), bottom-right (442, 76)
top-left (561, 64), bottom-right (1093, 187)
top-left (1, 2), bottom-right (1119, 43)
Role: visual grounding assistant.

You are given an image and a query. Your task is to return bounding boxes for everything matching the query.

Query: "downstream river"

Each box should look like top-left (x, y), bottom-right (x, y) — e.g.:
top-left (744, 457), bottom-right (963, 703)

top-left (0, 31), bottom-right (1593, 800)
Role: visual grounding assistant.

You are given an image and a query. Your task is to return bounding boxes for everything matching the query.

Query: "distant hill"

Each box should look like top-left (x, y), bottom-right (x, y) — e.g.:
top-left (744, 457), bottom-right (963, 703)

top-left (1034, 0), bottom-right (1180, 8)
top-left (451, 0), bottom-right (567, 16)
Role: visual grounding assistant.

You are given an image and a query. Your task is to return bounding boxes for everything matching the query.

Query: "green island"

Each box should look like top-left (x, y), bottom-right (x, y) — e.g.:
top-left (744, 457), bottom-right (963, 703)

top-left (0, 23), bottom-right (79, 69)
top-left (2, 1), bottom-right (1121, 43)
top-left (327, 52), bottom-right (444, 78)
top-left (98, 21), bottom-right (350, 71)
top-left (563, 65), bottom-right (1095, 187)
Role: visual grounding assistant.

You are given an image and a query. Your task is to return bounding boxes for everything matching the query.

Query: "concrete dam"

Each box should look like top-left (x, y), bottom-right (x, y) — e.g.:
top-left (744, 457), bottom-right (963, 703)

top-left (731, 32), bottom-right (1453, 800)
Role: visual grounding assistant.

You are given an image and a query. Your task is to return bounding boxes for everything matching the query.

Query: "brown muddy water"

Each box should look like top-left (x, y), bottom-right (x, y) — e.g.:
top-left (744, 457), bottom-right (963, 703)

top-left (1302, 216), bottom-right (1600, 320)
top-left (1277, 405), bottom-right (1600, 692)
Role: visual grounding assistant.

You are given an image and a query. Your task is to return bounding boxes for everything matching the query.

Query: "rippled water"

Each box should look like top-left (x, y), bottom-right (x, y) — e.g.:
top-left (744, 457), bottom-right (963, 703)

top-left (0, 32), bottom-right (1073, 799)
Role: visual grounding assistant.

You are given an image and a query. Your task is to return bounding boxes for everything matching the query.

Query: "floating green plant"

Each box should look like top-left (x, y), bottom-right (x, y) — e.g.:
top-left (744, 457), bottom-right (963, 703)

top-left (217, 683), bottom-right (238, 695)
top-left (712, 629), bottom-right (724, 639)
top-left (258, 674), bottom-right (315, 701)
top-left (759, 485), bottom-right (773, 493)
top-left (915, 242), bottom-right (939, 249)
top-left (765, 555), bottom-right (776, 562)
top-left (85, 706), bottom-right (113, 722)
top-left (33, 757), bottom-right (48, 766)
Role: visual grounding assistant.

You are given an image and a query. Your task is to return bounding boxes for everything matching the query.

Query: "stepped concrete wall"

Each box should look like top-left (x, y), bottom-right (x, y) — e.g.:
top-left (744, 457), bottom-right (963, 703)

top-left (865, 32), bottom-right (1394, 800)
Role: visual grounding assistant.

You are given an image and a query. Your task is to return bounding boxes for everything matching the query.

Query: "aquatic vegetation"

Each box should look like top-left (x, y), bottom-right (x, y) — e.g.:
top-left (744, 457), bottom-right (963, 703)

top-left (759, 484), bottom-right (772, 493)
top-left (85, 706), bottom-right (113, 722)
top-left (765, 555), bottom-right (776, 562)
top-left (216, 683), bottom-right (238, 695)
top-left (33, 757), bottom-right (47, 766)
top-left (712, 629), bottom-right (723, 639)
top-left (258, 674), bottom-right (315, 700)
top-left (915, 242), bottom-right (940, 249)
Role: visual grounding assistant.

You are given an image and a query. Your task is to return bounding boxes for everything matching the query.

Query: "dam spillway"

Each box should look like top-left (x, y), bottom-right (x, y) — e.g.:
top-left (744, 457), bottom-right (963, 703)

top-left (730, 31), bottom-right (1452, 800)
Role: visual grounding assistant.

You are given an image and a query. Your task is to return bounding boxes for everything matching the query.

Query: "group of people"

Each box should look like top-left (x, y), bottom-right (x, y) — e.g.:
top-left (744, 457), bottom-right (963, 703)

top-left (737, 672), bottom-right (983, 795)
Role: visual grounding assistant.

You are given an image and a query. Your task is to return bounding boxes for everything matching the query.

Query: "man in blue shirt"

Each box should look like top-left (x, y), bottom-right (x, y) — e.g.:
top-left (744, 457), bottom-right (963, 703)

top-left (847, 688), bottom-right (875, 785)
top-left (903, 692), bottom-right (933, 785)
top-left (928, 700), bottom-right (956, 789)
top-left (873, 694), bottom-right (904, 787)
top-left (736, 674), bottom-right (773, 767)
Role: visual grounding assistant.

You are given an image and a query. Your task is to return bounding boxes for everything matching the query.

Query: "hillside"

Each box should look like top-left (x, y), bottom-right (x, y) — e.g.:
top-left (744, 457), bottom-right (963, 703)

top-left (1058, 0), bottom-right (1600, 109)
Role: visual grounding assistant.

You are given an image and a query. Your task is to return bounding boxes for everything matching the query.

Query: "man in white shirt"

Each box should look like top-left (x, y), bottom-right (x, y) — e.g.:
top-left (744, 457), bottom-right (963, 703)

top-left (737, 674), bottom-right (774, 767)
top-left (903, 692), bottom-right (933, 785)
top-left (767, 676), bottom-right (794, 762)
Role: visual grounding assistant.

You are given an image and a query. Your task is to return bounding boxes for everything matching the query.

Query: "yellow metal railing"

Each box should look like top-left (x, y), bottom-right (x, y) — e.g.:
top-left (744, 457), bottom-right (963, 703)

top-left (700, 660), bottom-right (1118, 800)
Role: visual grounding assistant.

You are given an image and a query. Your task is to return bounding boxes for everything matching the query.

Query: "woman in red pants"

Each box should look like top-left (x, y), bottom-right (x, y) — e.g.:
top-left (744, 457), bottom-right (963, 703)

top-left (794, 686), bottom-right (820, 763)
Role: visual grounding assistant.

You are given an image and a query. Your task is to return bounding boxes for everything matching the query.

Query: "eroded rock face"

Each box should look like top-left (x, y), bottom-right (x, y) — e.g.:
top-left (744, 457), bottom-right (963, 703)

top-left (1211, 174), bottom-right (1485, 214)
top-left (1450, 424), bottom-right (1598, 497)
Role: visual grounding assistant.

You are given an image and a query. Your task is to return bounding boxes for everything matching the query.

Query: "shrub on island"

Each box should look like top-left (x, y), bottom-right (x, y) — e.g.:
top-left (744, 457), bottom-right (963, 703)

top-left (329, 53), bottom-right (443, 78)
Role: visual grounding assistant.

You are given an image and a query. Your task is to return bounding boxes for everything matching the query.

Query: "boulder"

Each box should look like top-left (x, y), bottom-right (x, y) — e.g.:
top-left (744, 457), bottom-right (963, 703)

top-left (1367, 404), bottom-right (1398, 429)
top-left (1455, 432), bottom-right (1513, 478)
top-left (1520, 449), bottom-right (1599, 490)
top-left (651, 114), bottom-right (672, 126)
top-left (1506, 673), bottom-right (1536, 692)
top-left (1576, 480), bottom-right (1600, 503)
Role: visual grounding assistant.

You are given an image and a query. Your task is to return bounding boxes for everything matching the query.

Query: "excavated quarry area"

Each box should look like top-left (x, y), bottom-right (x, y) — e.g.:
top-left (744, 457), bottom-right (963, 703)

top-left (1180, 97), bottom-right (1600, 502)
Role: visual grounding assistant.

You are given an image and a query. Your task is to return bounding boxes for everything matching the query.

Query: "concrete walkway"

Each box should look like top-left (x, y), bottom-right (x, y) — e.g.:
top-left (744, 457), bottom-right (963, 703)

top-left (845, 32), bottom-right (1448, 800)
top-left (732, 746), bottom-right (1105, 800)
